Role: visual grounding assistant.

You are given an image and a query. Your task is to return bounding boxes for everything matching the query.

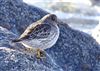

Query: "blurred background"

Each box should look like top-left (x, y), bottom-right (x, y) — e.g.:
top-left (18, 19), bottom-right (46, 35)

top-left (23, 0), bottom-right (100, 44)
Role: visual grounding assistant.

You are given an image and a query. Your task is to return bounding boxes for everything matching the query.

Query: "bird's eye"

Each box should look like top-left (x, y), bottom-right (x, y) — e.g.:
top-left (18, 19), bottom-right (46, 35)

top-left (50, 14), bottom-right (57, 21)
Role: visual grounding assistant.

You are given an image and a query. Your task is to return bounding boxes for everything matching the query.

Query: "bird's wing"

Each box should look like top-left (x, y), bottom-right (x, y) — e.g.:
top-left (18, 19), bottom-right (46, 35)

top-left (18, 22), bottom-right (38, 40)
top-left (19, 23), bottom-right (51, 40)
top-left (29, 24), bottom-right (51, 39)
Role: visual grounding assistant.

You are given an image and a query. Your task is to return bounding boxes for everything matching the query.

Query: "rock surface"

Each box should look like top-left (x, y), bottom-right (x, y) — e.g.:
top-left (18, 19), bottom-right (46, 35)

top-left (0, 0), bottom-right (48, 35)
top-left (0, 0), bottom-right (100, 71)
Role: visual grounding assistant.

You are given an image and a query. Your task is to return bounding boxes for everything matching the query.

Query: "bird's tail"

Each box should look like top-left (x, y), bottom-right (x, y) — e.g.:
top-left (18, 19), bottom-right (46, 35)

top-left (12, 38), bottom-right (22, 42)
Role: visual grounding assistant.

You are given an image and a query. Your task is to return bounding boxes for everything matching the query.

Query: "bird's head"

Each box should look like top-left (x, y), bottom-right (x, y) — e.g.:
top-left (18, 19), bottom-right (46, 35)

top-left (41, 14), bottom-right (57, 21)
top-left (39, 14), bottom-right (58, 26)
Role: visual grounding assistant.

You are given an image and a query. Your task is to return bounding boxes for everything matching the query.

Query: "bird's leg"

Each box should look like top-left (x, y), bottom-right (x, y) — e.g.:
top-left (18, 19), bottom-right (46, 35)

top-left (23, 47), bottom-right (46, 59)
top-left (23, 47), bottom-right (36, 58)
top-left (36, 48), bottom-right (46, 59)
top-left (24, 47), bottom-right (34, 53)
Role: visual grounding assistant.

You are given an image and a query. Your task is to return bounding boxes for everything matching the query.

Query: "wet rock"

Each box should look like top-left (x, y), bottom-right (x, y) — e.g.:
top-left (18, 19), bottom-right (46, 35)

top-left (0, 0), bottom-right (100, 71)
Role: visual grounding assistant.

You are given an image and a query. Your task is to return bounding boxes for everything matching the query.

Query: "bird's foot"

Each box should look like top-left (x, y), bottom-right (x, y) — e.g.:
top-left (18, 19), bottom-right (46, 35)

top-left (24, 48), bottom-right (45, 59)
top-left (36, 48), bottom-right (46, 59)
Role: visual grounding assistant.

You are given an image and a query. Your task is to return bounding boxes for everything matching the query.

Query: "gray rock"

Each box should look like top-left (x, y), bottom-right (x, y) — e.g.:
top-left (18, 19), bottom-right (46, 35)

top-left (0, 0), bottom-right (100, 71)
top-left (0, 0), bottom-right (48, 35)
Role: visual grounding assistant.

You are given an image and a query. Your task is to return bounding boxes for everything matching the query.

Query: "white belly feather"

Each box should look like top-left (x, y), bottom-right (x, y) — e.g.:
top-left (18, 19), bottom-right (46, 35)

top-left (20, 24), bottom-right (59, 50)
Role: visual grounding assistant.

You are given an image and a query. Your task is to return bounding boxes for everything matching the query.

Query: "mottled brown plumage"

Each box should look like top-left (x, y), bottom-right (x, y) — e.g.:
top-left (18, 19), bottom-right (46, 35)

top-left (12, 14), bottom-right (60, 59)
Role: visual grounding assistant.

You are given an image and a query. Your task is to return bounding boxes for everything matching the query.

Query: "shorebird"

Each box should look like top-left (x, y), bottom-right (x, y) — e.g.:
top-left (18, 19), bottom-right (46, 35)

top-left (12, 14), bottom-right (60, 59)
